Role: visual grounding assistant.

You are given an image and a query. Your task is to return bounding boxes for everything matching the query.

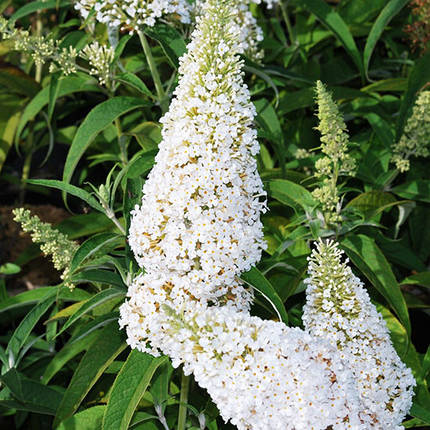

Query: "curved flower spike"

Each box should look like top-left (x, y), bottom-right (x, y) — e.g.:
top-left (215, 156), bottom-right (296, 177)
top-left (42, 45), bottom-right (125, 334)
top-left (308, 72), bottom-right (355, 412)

top-left (303, 239), bottom-right (416, 429)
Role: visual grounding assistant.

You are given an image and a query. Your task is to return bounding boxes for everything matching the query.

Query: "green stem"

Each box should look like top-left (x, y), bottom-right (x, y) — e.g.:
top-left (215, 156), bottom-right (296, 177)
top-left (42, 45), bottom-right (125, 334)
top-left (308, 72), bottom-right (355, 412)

top-left (137, 31), bottom-right (168, 112)
top-left (19, 149), bottom-right (33, 204)
top-left (35, 12), bottom-right (43, 83)
top-left (177, 370), bottom-right (190, 430)
top-left (280, 0), bottom-right (295, 47)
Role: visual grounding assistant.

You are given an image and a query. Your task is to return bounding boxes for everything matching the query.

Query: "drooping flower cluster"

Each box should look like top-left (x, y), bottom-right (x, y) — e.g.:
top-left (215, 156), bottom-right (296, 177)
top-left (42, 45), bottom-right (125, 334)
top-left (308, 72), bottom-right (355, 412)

top-left (12, 208), bottom-right (78, 289)
top-left (74, 0), bottom-right (191, 29)
top-left (127, 0), bottom-right (267, 306)
top-left (121, 273), bottom-right (372, 430)
top-left (312, 80), bottom-right (356, 226)
top-left (303, 240), bottom-right (416, 429)
top-left (391, 90), bottom-right (430, 172)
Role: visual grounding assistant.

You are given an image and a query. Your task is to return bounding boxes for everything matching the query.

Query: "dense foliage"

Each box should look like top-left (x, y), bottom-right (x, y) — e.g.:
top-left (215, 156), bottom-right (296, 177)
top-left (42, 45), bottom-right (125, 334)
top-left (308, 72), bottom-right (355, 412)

top-left (0, 0), bottom-right (429, 429)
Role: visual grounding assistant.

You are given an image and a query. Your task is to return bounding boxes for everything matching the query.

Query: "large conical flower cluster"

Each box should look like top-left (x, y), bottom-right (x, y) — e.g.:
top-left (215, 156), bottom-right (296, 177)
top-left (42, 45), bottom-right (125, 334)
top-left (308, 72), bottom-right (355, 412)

top-left (303, 240), bottom-right (415, 429)
top-left (127, 0), bottom-right (267, 306)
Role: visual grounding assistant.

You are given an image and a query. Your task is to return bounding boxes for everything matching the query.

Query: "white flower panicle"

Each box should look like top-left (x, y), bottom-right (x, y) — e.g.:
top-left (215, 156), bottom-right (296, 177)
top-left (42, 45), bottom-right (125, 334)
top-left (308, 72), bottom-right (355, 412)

top-left (127, 0), bottom-right (267, 305)
top-left (120, 273), bottom-right (371, 430)
top-left (75, 0), bottom-right (191, 29)
top-left (303, 240), bottom-right (416, 429)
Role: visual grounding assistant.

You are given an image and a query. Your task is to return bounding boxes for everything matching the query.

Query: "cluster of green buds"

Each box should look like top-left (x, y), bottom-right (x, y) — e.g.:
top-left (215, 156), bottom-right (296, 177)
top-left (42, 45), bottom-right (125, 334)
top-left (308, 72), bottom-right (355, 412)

top-left (0, 17), bottom-right (115, 87)
top-left (0, 17), bottom-right (78, 75)
top-left (312, 80), bottom-right (356, 226)
top-left (391, 90), bottom-right (430, 172)
top-left (12, 208), bottom-right (78, 290)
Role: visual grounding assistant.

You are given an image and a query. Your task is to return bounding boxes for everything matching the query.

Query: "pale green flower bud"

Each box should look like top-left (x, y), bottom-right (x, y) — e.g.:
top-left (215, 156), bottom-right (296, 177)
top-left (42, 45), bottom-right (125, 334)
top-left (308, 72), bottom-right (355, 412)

top-left (13, 208), bottom-right (78, 290)
top-left (311, 81), bottom-right (355, 226)
top-left (392, 90), bottom-right (430, 172)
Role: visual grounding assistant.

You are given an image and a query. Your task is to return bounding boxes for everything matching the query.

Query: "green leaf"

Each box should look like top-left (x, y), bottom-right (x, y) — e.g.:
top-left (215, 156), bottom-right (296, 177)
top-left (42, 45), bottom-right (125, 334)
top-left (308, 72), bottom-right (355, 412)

top-left (0, 262), bottom-right (20, 275)
top-left (0, 369), bottom-right (62, 415)
top-left (0, 94), bottom-right (24, 173)
top-left (69, 232), bottom-right (122, 274)
top-left (5, 291), bottom-right (56, 370)
top-left (341, 235), bottom-right (411, 336)
top-left (53, 322), bottom-right (127, 427)
top-left (410, 403), bottom-right (430, 425)
top-left (377, 304), bottom-right (430, 407)
top-left (392, 180), bottom-right (430, 204)
top-left (396, 52), bottom-right (430, 139)
top-left (102, 351), bottom-right (167, 430)
top-left (365, 113), bottom-right (394, 148)
top-left (114, 35), bottom-right (133, 63)
top-left (400, 272), bottom-right (430, 288)
top-left (346, 190), bottom-right (397, 218)
top-left (16, 75), bottom-right (101, 144)
top-left (116, 73), bottom-right (154, 98)
top-left (302, 0), bottom-right (364, 79)
top-left (240, 267), bottom-right (288, 324)
top-left (57, 405), bottom-right (106, 430)
top-left (48, 73), bottom-right (61, 122)
top-left (10, 0), bottom-right (70, 22)
top-left (363, 0), bottom-right (409, 78)
top-left (41, 330), bottom-right (99, 384)
top-left (143, 23), bottom-right (187, 68)
top-left (267, 179), bottom-right (317, 211)
top-left (0, 66), bottom-right (40, 97)
top-left (124, 177), bottom-right (143, 271)
top-left (26, 179), bottom-right (104, 212)
top-left (278, 88), bottom-right (314, 114)
top-left (63, 97), bottom-right (149, 188)
top-left (0, 287), bottom-right (83, 314)
top-left (71, 269), bottom-right (125, 289)
top-left (362, 78), bottom-right (407, 92)
top-left (57, 288), bottom-right (125, 336)
top-left (150, 360), bottom-right (173, 412)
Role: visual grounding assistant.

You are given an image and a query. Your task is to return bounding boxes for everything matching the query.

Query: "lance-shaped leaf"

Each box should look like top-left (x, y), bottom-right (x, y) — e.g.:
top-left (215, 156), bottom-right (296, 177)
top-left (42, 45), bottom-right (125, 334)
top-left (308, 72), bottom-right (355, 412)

top-left (341, 234), bottom-right (411, 336)
top-left (102, 351), bottom-right (168, 430)
top-left (53, 322), bottom-right (127, 427)
top-left (240, 267), bottom-right (288, 324)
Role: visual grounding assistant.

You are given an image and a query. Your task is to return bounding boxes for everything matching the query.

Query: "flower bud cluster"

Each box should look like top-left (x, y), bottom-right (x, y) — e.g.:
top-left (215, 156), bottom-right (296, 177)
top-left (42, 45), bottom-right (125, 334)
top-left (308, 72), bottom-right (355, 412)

top-left (391, 90), bottom-right (430, 172)
top-left (13, 208), bottom-right (78, 289)
top-left (192, 0), bottom-right (278, 60)
top-left (303, 240), bottom-right (415, 429)
top-left (312, 81), bottom-right (356, 225)
top-left (0, 17), bottom-right (78, 75)
top-left (81, 41), bottom-right (115, 86)
top-left (0, 17), bottom-right (114, 86)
